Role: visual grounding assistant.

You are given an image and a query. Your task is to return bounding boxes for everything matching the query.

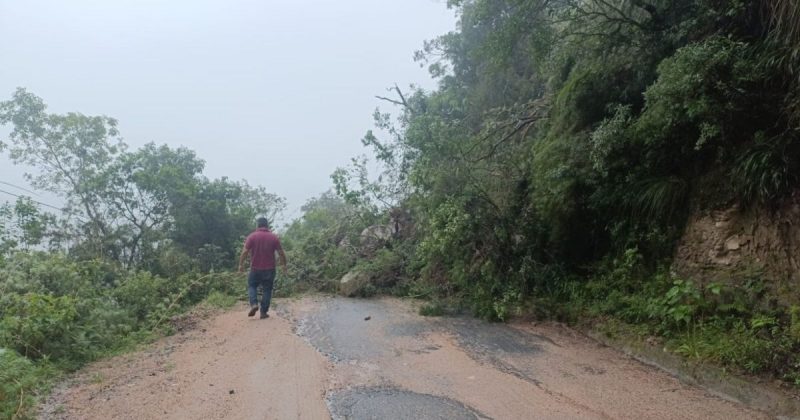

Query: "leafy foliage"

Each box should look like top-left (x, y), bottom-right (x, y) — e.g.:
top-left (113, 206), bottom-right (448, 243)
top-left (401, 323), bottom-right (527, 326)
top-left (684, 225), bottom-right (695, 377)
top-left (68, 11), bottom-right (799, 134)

top-left (0, 197), bottom-right (56, 255)
top-left (0, 91), bottom-right (285, 269)
top-left (0, 349), bottom-right (54, 420)
top-left (280, 191), bottom-right (377, 292)
top-left (2, 2), bottom-right (800, 415)
top-left (318, 0), bottom-right (800, 384)
top-left (0, 92), bottom-right (283, 416)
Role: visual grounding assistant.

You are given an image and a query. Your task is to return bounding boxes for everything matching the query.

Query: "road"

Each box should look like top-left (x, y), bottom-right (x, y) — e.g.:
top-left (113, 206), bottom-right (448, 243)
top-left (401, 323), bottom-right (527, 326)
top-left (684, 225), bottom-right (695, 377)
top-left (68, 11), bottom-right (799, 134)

top-left (42, 296), bottom-right (768, 419)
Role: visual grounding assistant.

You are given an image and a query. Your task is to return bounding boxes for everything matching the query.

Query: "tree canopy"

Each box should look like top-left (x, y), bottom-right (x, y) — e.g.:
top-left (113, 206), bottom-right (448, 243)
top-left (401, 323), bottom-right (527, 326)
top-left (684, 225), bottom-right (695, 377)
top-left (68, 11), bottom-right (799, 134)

top-left (0, 88), bottom-right (285, 270)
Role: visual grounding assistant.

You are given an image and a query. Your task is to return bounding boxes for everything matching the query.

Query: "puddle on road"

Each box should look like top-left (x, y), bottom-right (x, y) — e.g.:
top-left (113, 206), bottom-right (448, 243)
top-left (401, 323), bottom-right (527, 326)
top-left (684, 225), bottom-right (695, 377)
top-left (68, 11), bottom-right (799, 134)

top-left (327, 388), bottom-right (486, 420)
top-left (295, 298), bottom-right (394, 362)
top-left (444, 317), bottom-right (547, 354)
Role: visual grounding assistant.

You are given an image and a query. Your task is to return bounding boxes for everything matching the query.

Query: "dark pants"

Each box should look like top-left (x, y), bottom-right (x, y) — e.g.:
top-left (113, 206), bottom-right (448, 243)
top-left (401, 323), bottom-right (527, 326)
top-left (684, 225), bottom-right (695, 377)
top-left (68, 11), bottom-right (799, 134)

top-left (248, 269), bottom-right (275, 315)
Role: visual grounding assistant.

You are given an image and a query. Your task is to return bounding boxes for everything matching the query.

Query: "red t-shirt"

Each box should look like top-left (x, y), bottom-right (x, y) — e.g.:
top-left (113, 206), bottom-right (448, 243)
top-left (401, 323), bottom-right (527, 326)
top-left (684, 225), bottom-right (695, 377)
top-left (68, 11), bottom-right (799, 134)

top-left (244, 228), bottom-right (282, 270)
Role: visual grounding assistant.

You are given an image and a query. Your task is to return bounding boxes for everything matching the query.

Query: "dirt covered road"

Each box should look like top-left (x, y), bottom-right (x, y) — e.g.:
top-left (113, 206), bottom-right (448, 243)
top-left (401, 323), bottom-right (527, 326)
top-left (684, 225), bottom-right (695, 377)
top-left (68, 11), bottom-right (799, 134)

top-left (42, 296), bottom-right (768, 419)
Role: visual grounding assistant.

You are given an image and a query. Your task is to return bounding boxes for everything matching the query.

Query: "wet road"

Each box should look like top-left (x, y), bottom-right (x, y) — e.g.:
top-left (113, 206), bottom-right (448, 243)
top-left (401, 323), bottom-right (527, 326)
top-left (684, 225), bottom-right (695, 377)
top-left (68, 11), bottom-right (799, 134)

top-left (43, 296), bottom-right (768, 419)
top-left (287, 297), bottom-right (765, 420)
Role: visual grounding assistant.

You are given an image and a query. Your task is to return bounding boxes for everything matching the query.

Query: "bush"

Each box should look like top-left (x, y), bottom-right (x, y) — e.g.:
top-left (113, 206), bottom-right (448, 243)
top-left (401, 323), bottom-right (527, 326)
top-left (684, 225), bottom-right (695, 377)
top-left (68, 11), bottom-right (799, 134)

top-left (0, 294), bottom-right (84, 365)
top-left (0, 293), bottom-right (131, 369)
top-left (357, 248), bottom-right (405, 287)
top-left (732, 133), bottom-right (800, 205)
top-left (112, 272), bottom-right (173, 325)
top-left (0, 252), bottom-right (248, 417)
top-left (0, 349), bottom-right (54, 420)
top-left (0, 253), bottom-right (103, 298)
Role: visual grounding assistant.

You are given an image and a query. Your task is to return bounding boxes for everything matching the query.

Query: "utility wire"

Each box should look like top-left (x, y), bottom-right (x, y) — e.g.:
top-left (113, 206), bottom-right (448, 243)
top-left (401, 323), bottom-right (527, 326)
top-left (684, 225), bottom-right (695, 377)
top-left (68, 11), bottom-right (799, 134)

top-left (0, 180), bottom-right (40, 196)
top-left (0, 188), bottom-right (63, 212)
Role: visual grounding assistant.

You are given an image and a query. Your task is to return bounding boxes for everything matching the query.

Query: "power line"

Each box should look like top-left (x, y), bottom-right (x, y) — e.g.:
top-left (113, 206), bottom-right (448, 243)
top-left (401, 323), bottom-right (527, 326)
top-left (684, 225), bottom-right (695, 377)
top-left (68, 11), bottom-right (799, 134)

top-left (0, 180), bottom-right (40, 196)
top-left (0, 188), bottom-right (63, 212)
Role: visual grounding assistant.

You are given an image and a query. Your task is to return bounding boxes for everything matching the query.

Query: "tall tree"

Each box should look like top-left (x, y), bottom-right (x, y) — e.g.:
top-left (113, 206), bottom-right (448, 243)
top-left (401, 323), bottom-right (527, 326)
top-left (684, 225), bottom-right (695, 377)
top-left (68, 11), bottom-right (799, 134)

top-left (105, 143), bottom-right (205, 266)
top-left (0, 88), bottom-right (123, 258)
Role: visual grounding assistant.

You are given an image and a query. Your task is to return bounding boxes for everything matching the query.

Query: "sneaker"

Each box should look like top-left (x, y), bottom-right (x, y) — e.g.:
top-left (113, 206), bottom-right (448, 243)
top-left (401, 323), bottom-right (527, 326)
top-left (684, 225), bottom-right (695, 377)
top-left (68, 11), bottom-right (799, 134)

top-left (248, 305), bottom-right (259, 317)
top-left (259, 313), bottom-right (270, 319)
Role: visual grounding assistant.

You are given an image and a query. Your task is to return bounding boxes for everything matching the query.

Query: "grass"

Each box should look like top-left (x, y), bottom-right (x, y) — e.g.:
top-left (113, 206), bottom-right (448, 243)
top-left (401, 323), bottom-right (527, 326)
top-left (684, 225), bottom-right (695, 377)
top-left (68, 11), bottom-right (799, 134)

top-left (572, 284), bottom-right (800, 388)
top-left (89, 372), bottom-right (104, 384)
top-left (419, 302), bottom-right (446, 317)
top-left (202, 291), bottom-right (238, 309)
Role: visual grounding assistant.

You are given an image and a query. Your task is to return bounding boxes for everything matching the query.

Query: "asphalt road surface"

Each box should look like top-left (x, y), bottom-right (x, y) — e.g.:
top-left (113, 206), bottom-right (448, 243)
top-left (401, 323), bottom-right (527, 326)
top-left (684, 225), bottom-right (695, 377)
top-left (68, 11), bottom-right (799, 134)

top-left (42, 296), bottom-right (768, 419)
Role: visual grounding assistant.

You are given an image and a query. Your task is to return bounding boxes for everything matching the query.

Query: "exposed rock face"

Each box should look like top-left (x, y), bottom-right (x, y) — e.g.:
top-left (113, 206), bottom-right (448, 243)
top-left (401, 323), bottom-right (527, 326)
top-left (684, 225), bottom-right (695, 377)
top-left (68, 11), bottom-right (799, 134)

top-left (673, 190), bottom-right (800, 305)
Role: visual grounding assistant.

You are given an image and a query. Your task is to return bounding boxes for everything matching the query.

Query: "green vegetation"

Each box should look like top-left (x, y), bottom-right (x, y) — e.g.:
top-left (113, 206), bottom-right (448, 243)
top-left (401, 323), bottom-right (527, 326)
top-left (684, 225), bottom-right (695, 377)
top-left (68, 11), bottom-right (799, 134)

top-left (0, 349), bottom-right (55, 419)
top-left (0, 251), bottom-right (247, 418)
top-left (284, 0), bottom-right (800, 386)
top-left (0, 91), bottom-right (284, 418)
top-left (203, 291), bottom-right (238, 309)
top-left (3, 1), bottom-right (800, 416)
top-left (419, 301), bottom-right (448, 317)
top-left (568, 250), bottom-right (800, 385)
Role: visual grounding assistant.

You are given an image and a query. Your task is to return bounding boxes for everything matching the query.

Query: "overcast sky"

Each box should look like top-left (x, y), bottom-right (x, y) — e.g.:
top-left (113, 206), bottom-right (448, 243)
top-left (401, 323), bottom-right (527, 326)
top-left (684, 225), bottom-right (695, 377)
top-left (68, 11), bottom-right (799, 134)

top-left (0, 0), bottom-right (455, 223)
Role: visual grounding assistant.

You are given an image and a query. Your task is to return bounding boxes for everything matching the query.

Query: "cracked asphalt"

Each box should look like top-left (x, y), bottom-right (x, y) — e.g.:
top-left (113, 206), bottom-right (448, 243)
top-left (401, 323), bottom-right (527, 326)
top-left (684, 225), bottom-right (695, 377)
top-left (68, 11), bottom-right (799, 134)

top-left (42, 296), bottom-right (767, 419)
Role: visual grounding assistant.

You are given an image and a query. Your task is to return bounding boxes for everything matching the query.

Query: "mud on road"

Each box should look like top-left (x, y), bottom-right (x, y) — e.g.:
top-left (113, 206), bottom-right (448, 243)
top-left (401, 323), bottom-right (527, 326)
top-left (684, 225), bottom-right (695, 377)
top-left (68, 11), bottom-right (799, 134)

top-left (42, 296), bottom-right (768, 419)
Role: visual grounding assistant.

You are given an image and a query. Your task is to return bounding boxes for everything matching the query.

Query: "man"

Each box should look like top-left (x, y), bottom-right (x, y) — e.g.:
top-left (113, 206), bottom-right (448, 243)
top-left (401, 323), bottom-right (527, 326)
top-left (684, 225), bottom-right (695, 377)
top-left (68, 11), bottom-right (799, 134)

top-left (238, 217), bottom-right (287, 319)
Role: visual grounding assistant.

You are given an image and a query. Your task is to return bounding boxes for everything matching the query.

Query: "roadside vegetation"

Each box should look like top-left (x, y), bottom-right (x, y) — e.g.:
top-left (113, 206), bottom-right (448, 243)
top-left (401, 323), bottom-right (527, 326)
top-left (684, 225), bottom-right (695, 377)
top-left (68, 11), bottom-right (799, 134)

top-left (0, 90), bottom-right (285, 418)
top-left (3, 1), bottom-right (800, 417)
top-left (283, 0), bottom-right (800, 388)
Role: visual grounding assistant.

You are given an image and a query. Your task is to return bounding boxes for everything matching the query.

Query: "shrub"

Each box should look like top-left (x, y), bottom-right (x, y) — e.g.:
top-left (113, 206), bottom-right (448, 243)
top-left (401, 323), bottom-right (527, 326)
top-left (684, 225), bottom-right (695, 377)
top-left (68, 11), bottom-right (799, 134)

top-left (112, 272), bottom-right (173, 325)
top-left (732, 133), bottom-right (800, 205)
top-left (0, 349), bottom-right (54, 420)
top-left (0, 293), bottom-right (130, 369)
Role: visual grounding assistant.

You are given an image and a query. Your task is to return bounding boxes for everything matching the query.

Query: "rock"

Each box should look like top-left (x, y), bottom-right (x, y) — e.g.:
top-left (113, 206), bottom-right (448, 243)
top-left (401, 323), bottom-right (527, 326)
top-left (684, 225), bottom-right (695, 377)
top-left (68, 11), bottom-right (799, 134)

top-left (364, 316), bottom-right (371, 321)
top-left (339, 270), bottom-right (371, 297)
top-left (358, 224), bottom-right (395, 256)
top-left (361, 225), bottom-right (393, 241)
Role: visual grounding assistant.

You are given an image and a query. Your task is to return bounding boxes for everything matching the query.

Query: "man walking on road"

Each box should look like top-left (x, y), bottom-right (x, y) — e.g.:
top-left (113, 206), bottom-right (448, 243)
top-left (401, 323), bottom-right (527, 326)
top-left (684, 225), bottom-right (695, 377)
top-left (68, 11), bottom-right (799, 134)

top-left (238, 217), bottom-right (287, 319)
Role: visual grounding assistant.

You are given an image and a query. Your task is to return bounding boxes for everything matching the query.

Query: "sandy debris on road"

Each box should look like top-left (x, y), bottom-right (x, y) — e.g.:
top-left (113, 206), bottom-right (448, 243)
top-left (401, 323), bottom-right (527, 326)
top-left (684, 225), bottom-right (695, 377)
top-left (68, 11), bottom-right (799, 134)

top-left (42, 303), bottom-right (330, 420)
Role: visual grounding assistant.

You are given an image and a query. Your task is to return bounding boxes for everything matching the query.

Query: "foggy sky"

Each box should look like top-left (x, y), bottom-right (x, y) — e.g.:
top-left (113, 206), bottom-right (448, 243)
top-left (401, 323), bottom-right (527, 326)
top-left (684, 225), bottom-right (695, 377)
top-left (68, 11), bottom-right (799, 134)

top-left (0, 0), bottom-right (454, 224)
